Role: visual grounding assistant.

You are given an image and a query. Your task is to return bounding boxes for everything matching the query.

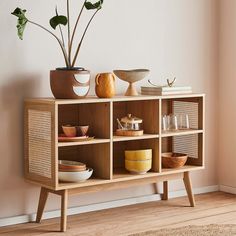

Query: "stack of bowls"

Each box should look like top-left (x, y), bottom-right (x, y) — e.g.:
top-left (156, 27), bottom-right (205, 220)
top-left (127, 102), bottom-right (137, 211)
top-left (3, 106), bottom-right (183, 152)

top-left (58, 160), bottom-right (93, 182)
top-left (125, 149), bottom-right (152, 174)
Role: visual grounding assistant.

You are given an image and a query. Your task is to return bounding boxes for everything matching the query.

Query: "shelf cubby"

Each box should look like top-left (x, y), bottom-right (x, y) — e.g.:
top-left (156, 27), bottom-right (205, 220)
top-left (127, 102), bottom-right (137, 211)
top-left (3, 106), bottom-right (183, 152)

top-left (161, 96), bottom-right (204, 135)
top-left (58, 143), bottom-right (111, 181)
top-left (161, 133), bottom-right (204, 170)
top-left (58, 102), bottom-right (110, 139)
top-left (113, 99), bottom-right (159, 135)
top-left (113, 138), bottom-right (160, 177)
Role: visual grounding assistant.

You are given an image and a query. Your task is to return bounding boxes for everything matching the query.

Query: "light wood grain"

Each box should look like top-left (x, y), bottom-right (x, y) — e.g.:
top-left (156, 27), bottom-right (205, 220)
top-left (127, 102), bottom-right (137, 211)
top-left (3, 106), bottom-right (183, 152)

top-left (24, 94), bottom-right (205, 232)
top-left (35, 188), bottom-right (49, 223)
top-left (183, 171), bottom-right (195, 207)
top-left (113, 134), bottom-right (159, 142)
top-left (1, 192), bottom-right (235, 236)
top-left (25, 94), bottom-right (205, 104)
top-left (57, 138), bottom-right (110, 147)
top-left (162, 181), bottom-right (168, 200)
top-left (60, 190), bottom-right (68, 232)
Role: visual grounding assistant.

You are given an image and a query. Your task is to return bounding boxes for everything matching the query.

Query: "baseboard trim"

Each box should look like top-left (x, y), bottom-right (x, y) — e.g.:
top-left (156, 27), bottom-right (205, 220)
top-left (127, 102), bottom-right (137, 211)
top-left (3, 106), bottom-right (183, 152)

top-left (0, 185), bottom-right (219, 227)
top-left (219, 185), bottom-right (236, 194)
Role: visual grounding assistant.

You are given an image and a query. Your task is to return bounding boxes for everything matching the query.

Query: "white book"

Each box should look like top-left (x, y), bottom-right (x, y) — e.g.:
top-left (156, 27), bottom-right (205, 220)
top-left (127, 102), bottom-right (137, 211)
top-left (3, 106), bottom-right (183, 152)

top-left (141, 90), bottom-right (192, 96)
top-left (141, 86), bottom-right (192, 92)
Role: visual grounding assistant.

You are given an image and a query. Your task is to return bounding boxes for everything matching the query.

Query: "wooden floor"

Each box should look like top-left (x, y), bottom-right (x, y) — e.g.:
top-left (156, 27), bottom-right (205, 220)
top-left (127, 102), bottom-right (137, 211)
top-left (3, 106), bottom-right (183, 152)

top-left (0, 192), bottom-right (236, 236)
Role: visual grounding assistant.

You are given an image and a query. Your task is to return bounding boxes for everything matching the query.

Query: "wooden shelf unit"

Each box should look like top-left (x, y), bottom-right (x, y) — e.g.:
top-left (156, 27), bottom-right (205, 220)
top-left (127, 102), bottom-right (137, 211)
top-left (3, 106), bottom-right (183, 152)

top-left (24, 94), bottom-right (205, 232)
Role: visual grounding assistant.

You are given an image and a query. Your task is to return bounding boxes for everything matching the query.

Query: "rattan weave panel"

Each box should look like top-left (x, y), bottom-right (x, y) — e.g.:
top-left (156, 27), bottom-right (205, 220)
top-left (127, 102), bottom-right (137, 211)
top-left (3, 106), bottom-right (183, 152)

top-left (28, 110), bottom-right (52, 178)
top-left (173, 134), bottom-right (198, 159)
top-left (173, 101), bottom-right (198, 129)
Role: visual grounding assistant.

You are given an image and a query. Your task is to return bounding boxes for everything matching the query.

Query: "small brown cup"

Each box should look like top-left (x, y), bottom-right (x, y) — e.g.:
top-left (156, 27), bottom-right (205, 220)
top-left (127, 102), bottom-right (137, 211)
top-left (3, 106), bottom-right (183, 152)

top-left (62, 125), bottom-right (77, 137)
top-left (76, 125), bottom-right (89, 137)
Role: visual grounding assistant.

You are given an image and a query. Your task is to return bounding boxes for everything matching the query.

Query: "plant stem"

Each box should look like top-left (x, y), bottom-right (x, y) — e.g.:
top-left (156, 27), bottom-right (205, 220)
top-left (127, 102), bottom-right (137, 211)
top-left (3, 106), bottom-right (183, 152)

top-left (67, 0), bottom-right (71, 67)
top-left (72, 9), bottom-right (100, 67)
top-left (69, 0), bottom-right (86, 66)
top-left (59, 25), bottom-right (65, 47)
top-left (28, 20), bottom-right (70, 67)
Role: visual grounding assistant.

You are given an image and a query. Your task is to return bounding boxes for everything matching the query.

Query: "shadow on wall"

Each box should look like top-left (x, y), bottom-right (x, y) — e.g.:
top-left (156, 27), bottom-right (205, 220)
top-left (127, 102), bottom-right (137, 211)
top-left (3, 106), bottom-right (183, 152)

top-left (0, 74), bottom-right (41, 189)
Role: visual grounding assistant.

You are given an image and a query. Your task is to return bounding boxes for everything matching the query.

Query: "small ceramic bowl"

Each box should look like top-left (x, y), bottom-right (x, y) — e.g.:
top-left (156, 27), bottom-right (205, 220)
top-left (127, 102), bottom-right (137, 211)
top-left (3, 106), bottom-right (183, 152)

top-left (59, 168), bottom-right (93, 182)
top-left (76, 125), bottom-right (89, 136)
top-left (58, 160), bottom-right (86, 172)
top-left (62, 125), bottom-right (77, 137)
top-left (125, 159), bottom-right (152, 174)
top-left (125, 149), bottom-right (152, 161)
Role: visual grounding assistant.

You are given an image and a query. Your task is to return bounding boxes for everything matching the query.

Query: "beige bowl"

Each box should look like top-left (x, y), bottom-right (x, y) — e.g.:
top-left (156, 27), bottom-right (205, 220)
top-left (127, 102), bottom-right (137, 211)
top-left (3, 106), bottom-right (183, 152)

top-left (113, 69), bottom-right (150, 96)
top-left (113, 69), bottom-right (150, 83)
top-left (59, 160), bottom-right (86, 172)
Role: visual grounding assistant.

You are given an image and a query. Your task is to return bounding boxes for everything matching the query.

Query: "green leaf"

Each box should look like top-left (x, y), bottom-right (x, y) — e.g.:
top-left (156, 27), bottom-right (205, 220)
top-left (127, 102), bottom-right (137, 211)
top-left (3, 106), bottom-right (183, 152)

top-left (85, 0), bottom-right (104, 10)
top-left (50, 15), bottom-right (68, 30)
top-left (11, 7), bottom-right (28, 40)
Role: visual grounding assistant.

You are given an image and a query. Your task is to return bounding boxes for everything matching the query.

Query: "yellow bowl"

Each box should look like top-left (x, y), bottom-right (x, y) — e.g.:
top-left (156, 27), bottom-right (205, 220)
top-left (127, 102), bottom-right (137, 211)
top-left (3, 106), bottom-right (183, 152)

top-left (125, 149), bottom-right (152, 161)
top-left (125, 159), bottom-right (152, 174)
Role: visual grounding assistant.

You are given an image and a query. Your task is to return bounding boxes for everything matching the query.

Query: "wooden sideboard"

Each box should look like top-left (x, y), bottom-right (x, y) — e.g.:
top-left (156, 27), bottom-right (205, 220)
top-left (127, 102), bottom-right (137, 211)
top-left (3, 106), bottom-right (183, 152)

top-left (24, 94), bottom-right (205, 232)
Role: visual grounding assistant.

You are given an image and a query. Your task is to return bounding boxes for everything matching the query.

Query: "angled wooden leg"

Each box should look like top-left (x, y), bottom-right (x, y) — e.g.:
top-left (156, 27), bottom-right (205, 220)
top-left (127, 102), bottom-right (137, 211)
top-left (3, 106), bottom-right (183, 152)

top-left (60, 190), bottom-right (68, 232)
top-left (162, 181), bottom-right (168, 200)
top-left (183, 172), bottom-right (195, 207)
top-left (36, 187), bottom-right (49, 223)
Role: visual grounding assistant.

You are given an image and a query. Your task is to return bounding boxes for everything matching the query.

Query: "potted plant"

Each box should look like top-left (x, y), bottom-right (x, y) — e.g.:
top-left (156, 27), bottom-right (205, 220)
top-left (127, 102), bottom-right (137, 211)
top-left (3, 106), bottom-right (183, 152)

top-left (12, 0), bottom-right (104, 99)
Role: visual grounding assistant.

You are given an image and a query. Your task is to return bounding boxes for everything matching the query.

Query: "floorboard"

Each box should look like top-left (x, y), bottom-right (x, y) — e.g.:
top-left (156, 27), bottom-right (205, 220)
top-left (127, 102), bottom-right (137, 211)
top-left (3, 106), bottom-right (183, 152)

top-left (0, 192), bottom-right (235, 236)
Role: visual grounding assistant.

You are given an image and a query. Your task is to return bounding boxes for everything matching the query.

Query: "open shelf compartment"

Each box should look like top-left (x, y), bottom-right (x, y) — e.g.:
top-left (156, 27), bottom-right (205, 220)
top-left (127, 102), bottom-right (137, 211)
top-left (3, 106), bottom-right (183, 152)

top-left (161, 133), bottom-right (204, 173)
top-left (113, 99), bottom-right (159, 139)
top-left (161, 96), bottom-right (204, 137)
top-left (58, 143), bottom-right (111, 184)
top-left (113, 138), bottom-right (160, 180)
top-left (58, 102), bottom-right (110, 146)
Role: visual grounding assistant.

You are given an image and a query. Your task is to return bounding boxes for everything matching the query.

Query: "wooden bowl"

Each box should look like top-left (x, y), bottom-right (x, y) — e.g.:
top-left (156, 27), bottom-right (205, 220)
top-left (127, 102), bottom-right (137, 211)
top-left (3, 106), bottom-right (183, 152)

top-left (62, 125), bottom-right (77, 137)
top-left (162, 152), bottom-right (188, 168)
top-left (116, 129), bottom-right (144, 136)
top-left (59, 160), bottom-right (86, 172)
top-left (76, 125), bottom-right (89, 136)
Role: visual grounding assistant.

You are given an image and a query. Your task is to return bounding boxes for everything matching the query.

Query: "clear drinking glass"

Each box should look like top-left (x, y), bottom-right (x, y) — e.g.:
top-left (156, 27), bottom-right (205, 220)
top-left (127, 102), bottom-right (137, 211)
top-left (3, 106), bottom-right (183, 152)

top-left (162, 114), bottom-right (179, 131)
top-left (171, 114), bottom-right (178, 131)
top-left (178, 114), bottom-right (190, 130)
top-left (162, 115), bottom-right (167, 131)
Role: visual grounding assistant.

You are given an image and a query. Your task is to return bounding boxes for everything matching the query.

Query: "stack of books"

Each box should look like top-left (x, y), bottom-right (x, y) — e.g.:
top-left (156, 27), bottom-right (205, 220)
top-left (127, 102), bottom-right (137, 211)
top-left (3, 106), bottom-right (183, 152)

top-left (141, 85), bottom-right (192, 95)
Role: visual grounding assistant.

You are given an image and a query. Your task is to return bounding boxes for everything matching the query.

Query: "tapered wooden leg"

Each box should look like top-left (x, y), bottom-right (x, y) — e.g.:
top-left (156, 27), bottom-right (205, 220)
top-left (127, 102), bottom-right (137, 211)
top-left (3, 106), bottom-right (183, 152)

top-left (60, 190), bottom-right (68, 232)
top-left (36, 187), bottom-right (49, 223)
top-left (183, 172), bottom-right (195, 207)
top-left (162, 181), bottom-right (168, 200)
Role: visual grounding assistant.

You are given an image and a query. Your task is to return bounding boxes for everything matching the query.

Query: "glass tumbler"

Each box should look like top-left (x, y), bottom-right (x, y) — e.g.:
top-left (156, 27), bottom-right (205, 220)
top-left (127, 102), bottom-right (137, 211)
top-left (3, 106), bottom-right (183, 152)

top-left (178, 114), bottom-right (190, 130)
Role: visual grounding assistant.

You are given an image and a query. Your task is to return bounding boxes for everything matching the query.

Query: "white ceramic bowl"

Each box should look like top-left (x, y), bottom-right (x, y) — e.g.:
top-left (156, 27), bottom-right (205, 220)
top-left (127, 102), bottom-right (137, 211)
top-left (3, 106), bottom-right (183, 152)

top-left (59, 168), bottom-right (93, 182)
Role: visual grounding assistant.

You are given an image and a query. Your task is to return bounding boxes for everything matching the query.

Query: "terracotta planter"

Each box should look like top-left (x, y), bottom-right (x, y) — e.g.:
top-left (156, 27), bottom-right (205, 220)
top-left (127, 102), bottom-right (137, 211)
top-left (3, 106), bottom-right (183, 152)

top-left (50, 69), bottom-right (90, 99)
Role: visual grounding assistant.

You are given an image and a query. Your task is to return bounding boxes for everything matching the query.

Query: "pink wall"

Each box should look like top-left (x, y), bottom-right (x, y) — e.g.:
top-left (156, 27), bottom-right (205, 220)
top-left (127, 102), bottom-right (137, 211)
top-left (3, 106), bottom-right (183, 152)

top-left (0, 0), bottom-right (219, 219)
top-left (219, 0), bottom-right (236, 190)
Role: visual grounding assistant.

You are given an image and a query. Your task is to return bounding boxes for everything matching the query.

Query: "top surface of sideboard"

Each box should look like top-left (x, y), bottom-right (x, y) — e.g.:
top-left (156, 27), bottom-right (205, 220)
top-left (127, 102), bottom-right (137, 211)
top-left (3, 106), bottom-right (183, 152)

top-left (25, 94), bottom-right (205, 105)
